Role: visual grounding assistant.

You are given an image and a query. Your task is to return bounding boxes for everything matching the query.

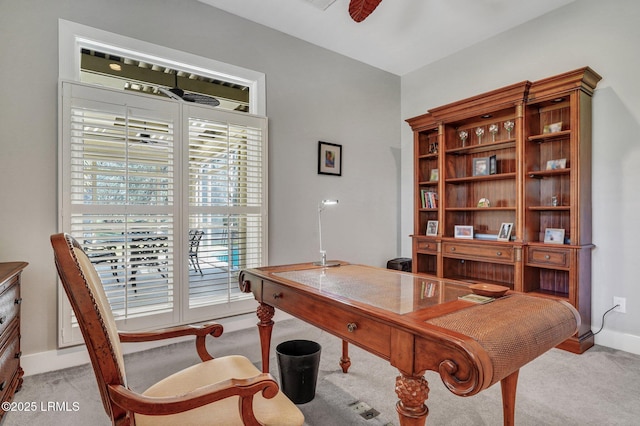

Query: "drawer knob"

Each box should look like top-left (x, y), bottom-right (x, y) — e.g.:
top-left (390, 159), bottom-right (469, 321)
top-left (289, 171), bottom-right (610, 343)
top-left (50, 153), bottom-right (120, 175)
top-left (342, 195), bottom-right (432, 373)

top-left (450, 247), bottom-right (456, 252)
top-left (0, 316), bottom-right (6, 325)
top-left (545, 255), bottom-right (551, 259)
top-left (496, 251), bottom-right (502, 256)
top-left (14, 298), bottom-right (23, 305)
top-left (0, 381), bottom-right (5, 391)
top-left (14, 351), bottom-right (21, 359)
top-left (273, 292), bottom-right (283, 299)
top-left (346, 322), bottom-right (358, 333)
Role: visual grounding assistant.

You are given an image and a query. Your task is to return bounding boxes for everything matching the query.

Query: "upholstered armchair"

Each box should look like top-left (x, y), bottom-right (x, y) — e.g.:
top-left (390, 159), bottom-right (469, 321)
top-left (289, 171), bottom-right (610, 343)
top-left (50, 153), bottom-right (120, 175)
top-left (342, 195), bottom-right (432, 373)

top-left (50, 233), bottom-right (304, 426)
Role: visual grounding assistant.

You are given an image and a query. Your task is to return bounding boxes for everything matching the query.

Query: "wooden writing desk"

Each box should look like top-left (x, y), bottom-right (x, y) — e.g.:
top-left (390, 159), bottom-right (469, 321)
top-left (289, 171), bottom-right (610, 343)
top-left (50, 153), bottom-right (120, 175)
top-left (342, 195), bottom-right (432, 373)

top-left (240, 262), bottom-right (579, 425)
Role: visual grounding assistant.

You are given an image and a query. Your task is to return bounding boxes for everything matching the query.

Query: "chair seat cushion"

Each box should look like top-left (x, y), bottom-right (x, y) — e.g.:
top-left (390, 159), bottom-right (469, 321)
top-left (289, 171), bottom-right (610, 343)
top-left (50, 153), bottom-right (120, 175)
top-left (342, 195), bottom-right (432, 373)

top-left (135, 355), bottom-right (304, 426)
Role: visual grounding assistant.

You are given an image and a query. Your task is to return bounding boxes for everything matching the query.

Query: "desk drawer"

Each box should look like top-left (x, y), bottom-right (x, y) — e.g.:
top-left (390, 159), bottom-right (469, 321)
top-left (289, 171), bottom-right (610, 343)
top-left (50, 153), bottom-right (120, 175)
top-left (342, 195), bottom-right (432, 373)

top-left (526, 247), bottom-right (570, 269)
top-left (443, 242), bottom-right (514, 263)
top-left (262, 280), bottom-right (391, 358)
top-left (416, 239), bottom-right (437, 253)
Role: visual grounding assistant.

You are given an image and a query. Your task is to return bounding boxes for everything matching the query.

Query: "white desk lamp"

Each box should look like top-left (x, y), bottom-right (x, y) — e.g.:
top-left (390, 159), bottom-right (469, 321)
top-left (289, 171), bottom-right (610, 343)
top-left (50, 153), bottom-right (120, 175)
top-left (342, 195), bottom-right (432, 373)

top-left (313, 199), bottom-right (339, 267)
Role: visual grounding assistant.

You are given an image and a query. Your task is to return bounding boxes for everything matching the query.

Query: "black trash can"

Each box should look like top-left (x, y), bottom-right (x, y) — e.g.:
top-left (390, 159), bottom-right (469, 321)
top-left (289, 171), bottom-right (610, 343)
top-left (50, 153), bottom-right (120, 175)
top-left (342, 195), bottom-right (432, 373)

top-left (276, 340), bottom-right (321, 404)
top-left (387, 257), bottom-right (412, 271)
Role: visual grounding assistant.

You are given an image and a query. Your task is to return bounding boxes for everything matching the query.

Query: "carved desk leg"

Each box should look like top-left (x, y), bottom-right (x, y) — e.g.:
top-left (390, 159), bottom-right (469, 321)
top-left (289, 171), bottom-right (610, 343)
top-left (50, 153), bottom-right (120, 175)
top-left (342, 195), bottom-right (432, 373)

top-left (395, 373), bottom-right (430, 426)
top-left (340, 340), bottom-right (351, 373)
top-left (257, 302), bottom-right (275, 373)
top-left (500, 369), bottom-right (519, 426)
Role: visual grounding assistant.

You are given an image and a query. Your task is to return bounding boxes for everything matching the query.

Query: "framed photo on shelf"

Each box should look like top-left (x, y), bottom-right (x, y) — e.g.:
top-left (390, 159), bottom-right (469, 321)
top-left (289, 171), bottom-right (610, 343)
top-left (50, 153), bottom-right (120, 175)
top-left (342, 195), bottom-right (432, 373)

top-left (545, 158), bottom-right (567, 170)
top-left (454, 225), bottom-right (474, 239)
top-left (543, 228), bottom-right (565, 244)
top-left (430, 168), bottom-right (439, 181)
top-left (543, 121), bottom-right (563, 134)
top-left (426, 220), bottom-right (438, 236)
top-left (318, 141), bottom-right (342, 176)
top-left (489, 155), bottom-right (497, 175)
top-left (472, 157), bottom-right (490, 176)
top-left (497, 223), bottom-right (513, 241)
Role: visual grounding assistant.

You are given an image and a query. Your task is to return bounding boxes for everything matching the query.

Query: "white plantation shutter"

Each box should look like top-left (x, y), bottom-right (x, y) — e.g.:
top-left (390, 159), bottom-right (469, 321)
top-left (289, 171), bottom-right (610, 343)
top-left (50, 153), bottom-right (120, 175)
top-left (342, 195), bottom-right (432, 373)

top-left (59, 82), bottom-right (267, 346)
top-left (186, 108), bottom-right (266, 310)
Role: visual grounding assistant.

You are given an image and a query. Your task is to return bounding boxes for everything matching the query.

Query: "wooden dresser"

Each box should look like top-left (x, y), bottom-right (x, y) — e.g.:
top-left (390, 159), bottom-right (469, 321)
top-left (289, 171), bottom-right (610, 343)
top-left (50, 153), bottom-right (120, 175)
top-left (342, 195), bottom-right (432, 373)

top-left (0, 262), bottom-right (26, 420)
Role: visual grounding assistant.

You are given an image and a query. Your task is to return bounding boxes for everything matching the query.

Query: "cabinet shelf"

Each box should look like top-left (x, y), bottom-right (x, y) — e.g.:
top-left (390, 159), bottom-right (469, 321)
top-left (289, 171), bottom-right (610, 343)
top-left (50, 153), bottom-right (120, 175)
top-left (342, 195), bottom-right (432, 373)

top-left (445, 207), bottom-right (515, 212)
top-left (446, 172), bottom-right (516, 184)
top-left (446, 139), bottom-right (516, 155)
top-left (528, 169), bottom-right (570, 178)
top-left (528, 130), bottom-right (571, 143)
top-left (528, 205), bottom-right (570, 211)
top-left (418, 180), bottom-right (438, 186)
top-left (418, 153), bottom-right (438, 160)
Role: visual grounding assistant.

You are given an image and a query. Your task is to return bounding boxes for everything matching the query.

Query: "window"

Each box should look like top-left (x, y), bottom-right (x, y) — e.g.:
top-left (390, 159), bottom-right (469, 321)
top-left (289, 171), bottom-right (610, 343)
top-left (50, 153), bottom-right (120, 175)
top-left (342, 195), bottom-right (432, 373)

top-left (58, 21), bottom-right (267, 346)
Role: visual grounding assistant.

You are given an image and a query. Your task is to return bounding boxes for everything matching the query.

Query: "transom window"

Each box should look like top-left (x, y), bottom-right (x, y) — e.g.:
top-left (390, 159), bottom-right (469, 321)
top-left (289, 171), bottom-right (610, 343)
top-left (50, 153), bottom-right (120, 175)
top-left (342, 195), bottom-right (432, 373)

top-left (58, 21), bottom-right (267, 347)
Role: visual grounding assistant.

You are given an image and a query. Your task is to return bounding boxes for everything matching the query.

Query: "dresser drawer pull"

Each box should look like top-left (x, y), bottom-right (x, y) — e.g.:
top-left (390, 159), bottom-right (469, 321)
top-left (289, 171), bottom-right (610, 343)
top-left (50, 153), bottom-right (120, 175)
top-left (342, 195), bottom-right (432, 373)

top-left (14, 298), bottom-right (23, 305)
top-left (272, 292), bottom-right (283, 299)
top-left (450, 247), bottom-right (456, 252)
top-left (346, 322), bottom-right (358, 333)
top-left (0, 316), bottom-right (6, 325)
top-left (14, 351), bottom-right (22, 359)
top-left (0, 381), bottom-right (5, 391)
top-left (545, 255), bottom-right (551, 259)
top-left (496, 251), bottom-right (502, 256)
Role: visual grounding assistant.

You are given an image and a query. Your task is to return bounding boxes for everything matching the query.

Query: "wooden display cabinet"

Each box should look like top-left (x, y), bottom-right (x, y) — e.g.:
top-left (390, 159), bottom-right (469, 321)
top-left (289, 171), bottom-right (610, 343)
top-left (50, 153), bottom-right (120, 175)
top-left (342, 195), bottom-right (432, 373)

top-left (407, 68), bottom-right (601, 353)
top-left (409, 114), bottom-right (441, 276)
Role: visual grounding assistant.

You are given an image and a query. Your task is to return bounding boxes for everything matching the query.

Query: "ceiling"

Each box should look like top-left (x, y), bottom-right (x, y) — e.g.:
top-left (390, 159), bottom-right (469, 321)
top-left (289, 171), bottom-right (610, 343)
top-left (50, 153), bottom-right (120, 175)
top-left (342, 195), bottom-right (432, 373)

top-left (198, 0), bottom-right (575, 76)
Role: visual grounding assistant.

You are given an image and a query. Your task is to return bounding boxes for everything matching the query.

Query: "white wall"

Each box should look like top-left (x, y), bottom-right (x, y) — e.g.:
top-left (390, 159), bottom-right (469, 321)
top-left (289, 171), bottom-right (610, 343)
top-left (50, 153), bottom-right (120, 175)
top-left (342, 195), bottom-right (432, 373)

top-left (0, 0), bottom-right (400, 368)
top-left (401, 0), bottom-right (640, 354)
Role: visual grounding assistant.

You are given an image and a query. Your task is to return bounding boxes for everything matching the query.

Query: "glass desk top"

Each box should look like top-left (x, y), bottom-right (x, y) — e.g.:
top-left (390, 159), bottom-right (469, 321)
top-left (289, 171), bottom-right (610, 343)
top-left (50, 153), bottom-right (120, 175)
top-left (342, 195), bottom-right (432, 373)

top-left (273, 264), bottom-right (471, 315)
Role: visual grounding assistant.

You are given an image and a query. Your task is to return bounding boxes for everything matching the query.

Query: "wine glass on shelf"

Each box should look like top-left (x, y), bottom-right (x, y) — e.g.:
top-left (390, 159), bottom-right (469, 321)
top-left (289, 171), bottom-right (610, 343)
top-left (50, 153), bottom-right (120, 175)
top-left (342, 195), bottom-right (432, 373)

top-left (475, 127), bottom-right (485, 144)
top-left (489, 124), bottom-right (499, 142)
top-left (459, 130), bottom-right (468, 147)
top-left (504, 121), bottom-right (514, 139)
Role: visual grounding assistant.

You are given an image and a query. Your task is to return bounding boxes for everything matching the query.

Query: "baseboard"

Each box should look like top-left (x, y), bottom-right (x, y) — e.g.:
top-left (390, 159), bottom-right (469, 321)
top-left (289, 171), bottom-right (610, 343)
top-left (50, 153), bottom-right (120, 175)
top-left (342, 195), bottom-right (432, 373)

top-left (594, 328), bottom-right (640, 356)
top-left (21, 311), bottom-right (293, 377)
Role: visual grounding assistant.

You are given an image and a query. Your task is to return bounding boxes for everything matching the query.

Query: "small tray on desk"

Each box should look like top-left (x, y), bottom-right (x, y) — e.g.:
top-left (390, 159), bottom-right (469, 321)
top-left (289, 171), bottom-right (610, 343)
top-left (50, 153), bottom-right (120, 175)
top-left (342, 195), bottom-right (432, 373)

top-left (469, 283), bottom-right (509, 297)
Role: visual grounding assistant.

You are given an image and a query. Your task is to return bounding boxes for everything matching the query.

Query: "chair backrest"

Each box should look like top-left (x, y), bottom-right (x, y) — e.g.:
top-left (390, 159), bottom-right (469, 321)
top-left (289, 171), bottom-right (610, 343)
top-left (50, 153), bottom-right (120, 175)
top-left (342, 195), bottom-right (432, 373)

top-left (50, 233), bottom-right (128, 423)
top-left (189, 229), bottom-right (204, 254)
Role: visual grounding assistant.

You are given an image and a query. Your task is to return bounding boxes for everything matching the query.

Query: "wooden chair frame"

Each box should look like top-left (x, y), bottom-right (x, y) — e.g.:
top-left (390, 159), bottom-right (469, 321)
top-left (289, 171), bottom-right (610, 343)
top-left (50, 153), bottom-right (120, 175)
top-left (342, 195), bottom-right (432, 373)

top-left (51, 233), bottom-right (302, 426)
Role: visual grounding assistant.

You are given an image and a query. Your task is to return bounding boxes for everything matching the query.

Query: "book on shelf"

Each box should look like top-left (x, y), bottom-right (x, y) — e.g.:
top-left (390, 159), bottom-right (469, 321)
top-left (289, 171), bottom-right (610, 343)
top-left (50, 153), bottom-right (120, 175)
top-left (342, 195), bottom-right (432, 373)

top-left (420, 190), bottom-right (438, 209)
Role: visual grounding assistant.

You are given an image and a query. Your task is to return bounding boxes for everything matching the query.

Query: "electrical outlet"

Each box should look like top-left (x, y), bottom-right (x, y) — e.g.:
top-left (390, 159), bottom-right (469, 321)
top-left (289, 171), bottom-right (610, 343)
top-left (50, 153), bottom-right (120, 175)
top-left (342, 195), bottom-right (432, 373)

top-left (613, 297), bottom-right (626, 313)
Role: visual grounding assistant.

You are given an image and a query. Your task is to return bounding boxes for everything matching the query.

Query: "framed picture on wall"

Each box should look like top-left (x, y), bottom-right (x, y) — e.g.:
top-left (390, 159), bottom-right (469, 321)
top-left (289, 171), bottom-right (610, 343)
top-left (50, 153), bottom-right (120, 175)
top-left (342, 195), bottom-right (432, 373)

top-left (318, 141), bottom-right (342, 176)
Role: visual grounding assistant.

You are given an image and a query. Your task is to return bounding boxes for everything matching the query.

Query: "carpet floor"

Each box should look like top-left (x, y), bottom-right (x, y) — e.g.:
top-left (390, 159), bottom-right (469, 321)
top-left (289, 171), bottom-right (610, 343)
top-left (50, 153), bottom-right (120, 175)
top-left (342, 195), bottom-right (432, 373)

top-left (4, 318), bottom-right (640, 425)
